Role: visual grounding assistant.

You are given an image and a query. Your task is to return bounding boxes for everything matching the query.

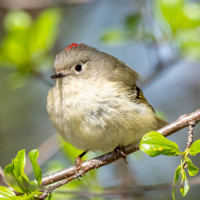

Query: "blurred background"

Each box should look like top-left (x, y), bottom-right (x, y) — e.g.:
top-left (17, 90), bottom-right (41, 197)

top-left (0, 0), bottom-right (200, 199)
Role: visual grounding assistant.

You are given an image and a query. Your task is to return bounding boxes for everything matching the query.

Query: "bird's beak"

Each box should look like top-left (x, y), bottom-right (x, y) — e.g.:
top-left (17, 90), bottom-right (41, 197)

top-left (50, 73), bottom-right (66, 79)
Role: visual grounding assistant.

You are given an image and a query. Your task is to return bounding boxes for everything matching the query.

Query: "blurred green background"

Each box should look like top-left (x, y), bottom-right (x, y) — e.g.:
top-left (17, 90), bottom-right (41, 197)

top-left (0, 0), bottom-right (200, 199)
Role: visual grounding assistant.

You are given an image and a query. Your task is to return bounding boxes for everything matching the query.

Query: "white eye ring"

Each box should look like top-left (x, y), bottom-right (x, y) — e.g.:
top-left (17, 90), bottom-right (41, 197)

top-left (75, 64), bottom-right (83, 72)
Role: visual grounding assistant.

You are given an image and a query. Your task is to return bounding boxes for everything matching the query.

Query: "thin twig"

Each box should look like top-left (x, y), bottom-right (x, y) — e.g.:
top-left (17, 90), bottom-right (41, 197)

top-left (40, 109), bottom-right (200, 190)
top-left (186, 121), bottom-right (196, 149)
top-left (39, 169), bottom-right (86, 199)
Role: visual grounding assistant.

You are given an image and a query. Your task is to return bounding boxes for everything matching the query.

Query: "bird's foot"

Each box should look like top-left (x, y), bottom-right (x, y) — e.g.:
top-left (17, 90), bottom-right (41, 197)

top-left (75, 156), bottom-right (84, 172)
top-left (113, 146), bottom-right (128, 164)
top-left (75, 151), bottom-right (88, 173)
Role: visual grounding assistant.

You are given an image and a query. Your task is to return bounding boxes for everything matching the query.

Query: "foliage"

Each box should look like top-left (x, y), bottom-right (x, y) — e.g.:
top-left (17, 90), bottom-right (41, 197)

top-left (156, 0), bottom-right (200, 58)
top-left (140, 132), bottom-right (200, 200)
top-left (1, 149), bottom-right (42, 199)
top-left (101, 0), bottom-right (200, 59)
top-left (101, 13), bottom-right (141, 44)
top-left (0, 142), bottom-right (101, 199)
top-left (29, 150), bottom-right (42, 186)
top-left (1, 2), bottom-right (200, 199)
top-left (44, 137), bottom-right (101, 200)
top-left (0, 9), bottom-right (61, 89)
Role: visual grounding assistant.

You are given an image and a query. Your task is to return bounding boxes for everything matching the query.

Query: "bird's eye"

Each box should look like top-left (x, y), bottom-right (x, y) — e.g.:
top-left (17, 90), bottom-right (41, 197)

top-left (75, 65), bottom-right (82, 72)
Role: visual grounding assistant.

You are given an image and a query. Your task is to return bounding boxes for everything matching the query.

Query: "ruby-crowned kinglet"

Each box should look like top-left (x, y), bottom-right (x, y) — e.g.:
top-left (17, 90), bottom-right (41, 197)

top-left (47, 43), bottom-right (167, 154)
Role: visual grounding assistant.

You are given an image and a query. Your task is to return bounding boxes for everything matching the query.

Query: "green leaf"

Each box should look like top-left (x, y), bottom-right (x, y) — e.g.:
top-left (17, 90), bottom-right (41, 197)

top-left (0, 31), bottom-right (30, 67)
top-left (23, 190), bottom-right (42, 200)
top-left (190, 139), bottom-right (200, 156)
top-left (172, 165), bottom-right (182, 200)
top-left (0, 186), bottom-right (15, 198)
top-left (13, 150), bottom-right (30, 192)
top-left (29, 149), bottom-right (42, 186)
top-left (28, 8), bottom-right (61, 55)
top-left (181, 169), bottom-right (186, 183)
top-left (185, 158), bottom-right (199, 176)
top-left (3, 10), bottom-right (32, 32)
top-left (180, 178), bottom-right (190, 197)
top-left (16, 175), bottom-right (30, 193)
top-left (0, 8), bottom-right (61, 75)
top-left (0, 187), bottom-right (41, 200)
top-left (48, 193), bottom-right (54, 200)
top-left (125, 13), bottom-right (140, 30)
top-left (182, 2), bottom-right (200, 25)
top-left (101, 30), bottom-right (126, 44)
top-left (4, 163), bottom-right (23, 193)
top-left (0, 11), bottom-right (32, 68)
top-left (4, 150), bottom-right (30, 193)
top-left (175, 29), bottom-right (200, 59)
top-left (13, 150), bottom-right (26, 178)
top-left (140, 131), bottom-right (182, 157)
top-left (157, 0), bottom-right (200, 32)
top-left (11, 190), bottom-right (42, 200)
top-left (174, 165), bottom-right (182, 184)
top-left (29, 181), bottom-right (39, 192)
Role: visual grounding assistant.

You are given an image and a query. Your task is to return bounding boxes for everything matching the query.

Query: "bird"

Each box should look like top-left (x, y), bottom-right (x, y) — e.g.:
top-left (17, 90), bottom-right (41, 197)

top-left (47, 43), bottom-right (168, 161)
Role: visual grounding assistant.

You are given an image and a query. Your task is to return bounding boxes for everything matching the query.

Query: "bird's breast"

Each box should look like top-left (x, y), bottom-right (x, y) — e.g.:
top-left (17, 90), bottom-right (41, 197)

top-left (47, 80), bottom-right (157, 151)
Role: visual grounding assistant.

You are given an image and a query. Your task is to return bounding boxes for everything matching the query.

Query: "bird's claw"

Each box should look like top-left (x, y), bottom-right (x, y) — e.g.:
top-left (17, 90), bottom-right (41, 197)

top-left (113, 146), bottom-right (128, 164)
top-left (75, 151), bottom-right (88, 173)
top-left (75, 156), bottom-right (84, 173)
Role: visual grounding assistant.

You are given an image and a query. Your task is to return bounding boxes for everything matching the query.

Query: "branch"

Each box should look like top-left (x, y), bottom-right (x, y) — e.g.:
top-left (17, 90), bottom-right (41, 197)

top-left (52, 175), bottom-right (200, 198)
top-left (40, 109), bottom-right (200, 190)
top-left (186, 121), bottom-right (196, 149)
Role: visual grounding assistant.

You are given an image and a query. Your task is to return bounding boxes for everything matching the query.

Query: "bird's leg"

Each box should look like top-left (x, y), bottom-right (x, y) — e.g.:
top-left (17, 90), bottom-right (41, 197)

top-left (113, 146), bottom-right (128, 164)
top-left (75, 151), bottom-right (88, 171)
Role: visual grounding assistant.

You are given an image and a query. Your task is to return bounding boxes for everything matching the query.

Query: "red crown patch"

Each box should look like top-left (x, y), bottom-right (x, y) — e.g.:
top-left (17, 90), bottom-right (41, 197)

top-left (65, 43), bottom-right (84, 51)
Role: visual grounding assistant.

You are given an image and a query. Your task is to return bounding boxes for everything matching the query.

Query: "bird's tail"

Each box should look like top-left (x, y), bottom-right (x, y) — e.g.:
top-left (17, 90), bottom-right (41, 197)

top-left (156, 116), bottom-right (168, 129)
